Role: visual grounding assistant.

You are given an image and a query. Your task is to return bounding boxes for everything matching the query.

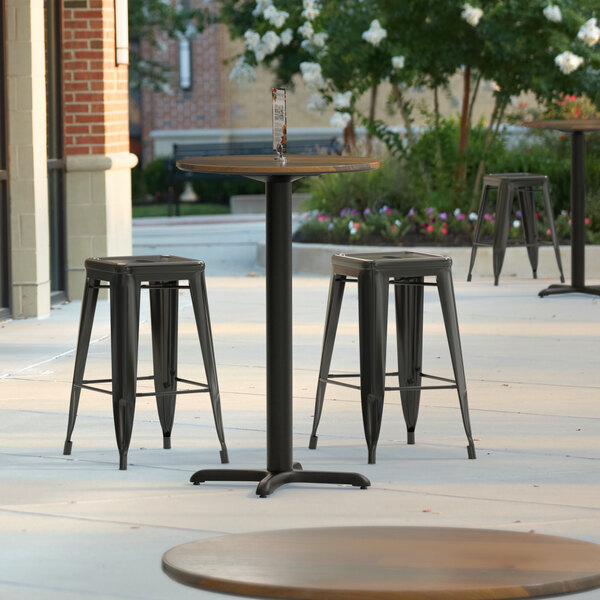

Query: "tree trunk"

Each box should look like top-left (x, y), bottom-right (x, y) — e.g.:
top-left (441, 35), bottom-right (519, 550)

top-left (366, 83), bottom-right (378, 154)
top-left (433, 85), bottom-right (442, 163)
top-left (454, 66), bottom-right (471, 204)
top-left (343, 118), bottom-right (356, 153)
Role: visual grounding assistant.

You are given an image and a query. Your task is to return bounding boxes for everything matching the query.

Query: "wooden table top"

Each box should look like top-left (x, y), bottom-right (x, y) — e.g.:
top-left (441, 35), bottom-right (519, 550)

top-left (176, 154), bottom-right (380, 177)
top-left (162, 526), bottom-right (600, 600)
top-left (524, 119), bottom-right (600, 133)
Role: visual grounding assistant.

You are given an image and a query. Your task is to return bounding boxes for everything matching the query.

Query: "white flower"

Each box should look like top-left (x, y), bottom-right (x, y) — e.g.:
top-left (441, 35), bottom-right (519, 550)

top-left (252, 0), bottom-right (272, 17)
top-left (333, 91), bottom-right (352, 109)
top-left (555, 50), bottom-right (584, 74)
top-left (280, 28), bottom-right (293, 45)
top-left (312, 32), bottom-right (328, 48)
top-left (543, 5), bottom-right (562, 23)
top-left (244, 29), bottom-right (261, 52)
top-left (330, 111), bottom-right (352, 129)
top-left (461, 3), bottom-right (483, 26)
top-left (300, 61), bottom-right (325, 89)
top-left (513, 220), bottom-right (521, 228)
top-left (263, 5), bottom-right (289, 29)
top-left (307, 93), bottom-right (327, 112)
top-left (362, 19), bottom-right (387, 46)
top-left (302, 0), bottom-right (321, 21)
top-left (254, 44), bottom-right (267, 62)
top-left (261, 30), bottom-right (281, 53)
top-left (298, 21), bottom-right (314, 39)
top-left (229, 57), bottom-right (256, 86)
top-left (469, 212), bottom-right (478, 221)
top-left (391, 55), bottom-right (405, 70)
top-left (578, 18), bottom-right (600, 47)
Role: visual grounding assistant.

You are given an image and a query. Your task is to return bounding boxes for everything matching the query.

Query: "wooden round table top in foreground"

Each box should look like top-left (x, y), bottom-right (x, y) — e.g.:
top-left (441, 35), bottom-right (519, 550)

top-left (176, 154), bottom-right (380, 178)
top-left (162, 526), bottom-right (600, 600)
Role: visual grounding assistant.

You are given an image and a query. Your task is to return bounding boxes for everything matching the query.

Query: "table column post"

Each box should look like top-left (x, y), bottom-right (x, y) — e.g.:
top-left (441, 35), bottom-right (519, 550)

top-left (265, 177), bottom-right (293, 472)
top-left (571, 131), bottom-right (585, 288)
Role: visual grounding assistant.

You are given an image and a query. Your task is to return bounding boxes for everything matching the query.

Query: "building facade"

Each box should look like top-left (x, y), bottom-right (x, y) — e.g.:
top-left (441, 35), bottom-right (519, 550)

top-left (1, 0), bottom-right (135, 319)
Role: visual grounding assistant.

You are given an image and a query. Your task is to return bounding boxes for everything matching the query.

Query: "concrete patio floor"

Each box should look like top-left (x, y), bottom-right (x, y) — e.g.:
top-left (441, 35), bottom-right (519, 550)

top-left (1, 215), bottom-right (599, 599)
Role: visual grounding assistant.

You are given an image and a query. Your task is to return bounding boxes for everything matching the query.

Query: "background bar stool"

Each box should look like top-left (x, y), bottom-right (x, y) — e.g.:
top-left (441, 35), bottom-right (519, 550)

top-left (309, 251), bottom-right (476, 464)
top-left (63, 255), bottom-right (229, 469)
top-left (467, 173), bottom-right (565, 285)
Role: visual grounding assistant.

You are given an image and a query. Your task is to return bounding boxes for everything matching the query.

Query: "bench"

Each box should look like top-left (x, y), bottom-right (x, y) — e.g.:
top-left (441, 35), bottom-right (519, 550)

top-left (165, 138), bottom-right (340, 215)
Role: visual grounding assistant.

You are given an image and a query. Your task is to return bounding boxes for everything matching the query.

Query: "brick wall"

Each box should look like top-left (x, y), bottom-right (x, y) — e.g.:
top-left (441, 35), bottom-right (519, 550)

top-left (63, 0), bottom-right (129, 156)
top-left (141, 22), bottom-right (228, 162)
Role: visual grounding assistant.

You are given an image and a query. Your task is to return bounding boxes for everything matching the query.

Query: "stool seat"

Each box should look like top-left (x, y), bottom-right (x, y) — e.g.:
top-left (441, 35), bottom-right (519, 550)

top-left (309, 251), bottom-right (476, 464)
top-left (332, 251), bottom-right (452, 276)
top-left (63, 255), bottom-right (229, 469)
top-left (468, 173), bottom-right (565, 285)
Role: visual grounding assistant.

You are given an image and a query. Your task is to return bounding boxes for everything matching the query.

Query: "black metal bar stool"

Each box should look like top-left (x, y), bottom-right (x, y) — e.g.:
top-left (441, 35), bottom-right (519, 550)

top-left (309, 251), bottom-right (476, 464)
top-left (63, 255), bottom-right (229, 469)
top-left (467, 173), bottom-right (565, 285)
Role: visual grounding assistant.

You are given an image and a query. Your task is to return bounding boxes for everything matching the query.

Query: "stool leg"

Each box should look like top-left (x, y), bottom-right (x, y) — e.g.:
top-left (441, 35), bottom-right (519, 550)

top-left (358, 271), bottom-right (389, 464)
top-left (467, 184), bottom-right (490, 282)
top-left (110, 274), bottom-right (141, 470)
top-left (436, 268), bottom-right (476, 459)
top-left (493, 181), bottom-right (512, 285)
top-left (150, 281), bottom-right (178, 450)
top-left (63, 277), bottom-right (100, 455)
top-left (309, 274), bottom-right (346, 450)
top-left (542, 181), bottom-right (565, 283)
top-left (519, 186), bottom-right (539, 279)
top-left (394, 277), bottom-right (423, 445)
top-left (189, 271), bottom-right (229, 464)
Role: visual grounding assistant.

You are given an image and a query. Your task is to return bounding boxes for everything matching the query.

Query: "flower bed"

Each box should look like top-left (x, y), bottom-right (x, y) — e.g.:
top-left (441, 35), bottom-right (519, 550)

top-left (292, 204), bottom-right (589, 247)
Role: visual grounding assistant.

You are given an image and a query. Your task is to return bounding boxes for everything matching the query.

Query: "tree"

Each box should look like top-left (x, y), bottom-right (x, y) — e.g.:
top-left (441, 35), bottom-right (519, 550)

top-left (220, 0), bottom-right (600, 205)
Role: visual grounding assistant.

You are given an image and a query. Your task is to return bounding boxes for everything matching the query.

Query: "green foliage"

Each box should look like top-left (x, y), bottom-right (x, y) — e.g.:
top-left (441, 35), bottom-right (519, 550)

top-left (302, 159), bottom-right (415, 216)
top-left (131, 166), bottom-right (147, 203)
top-left (294, 125), bottom-right (600, 246)
top-left (132, 203), bottom-right (230, 219)
top-left (191, 176), bottom-right (264, 203)
top-left (143, 157), bottom-right (174, 199)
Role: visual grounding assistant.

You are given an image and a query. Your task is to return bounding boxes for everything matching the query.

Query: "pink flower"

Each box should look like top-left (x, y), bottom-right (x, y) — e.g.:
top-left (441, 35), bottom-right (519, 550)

top-left (391, 225), bottom-right (397, 232)
top-left (546, 229), bottom-right (552, 236)
top-left (426, 224), bottom-right (434, 233)
top-left (317, 214), bottom-right (328, 222)
top-left (585, 217), bottom-right (591, 225)
top-left (484, 213), bottom-right (493, 221)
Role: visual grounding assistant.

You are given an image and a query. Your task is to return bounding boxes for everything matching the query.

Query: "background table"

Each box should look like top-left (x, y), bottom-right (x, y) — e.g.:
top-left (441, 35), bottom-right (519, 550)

top-left (524, 120), bottom-right (600, 297)
top-left (163, 526), bottom-right (600, 599)
top-left (176, 155), bottom-right (379, 496)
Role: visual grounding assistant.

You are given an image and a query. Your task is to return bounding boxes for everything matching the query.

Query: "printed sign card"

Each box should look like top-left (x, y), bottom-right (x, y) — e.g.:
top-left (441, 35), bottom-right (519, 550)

top-left (272, 88), bottom-right (287, 161)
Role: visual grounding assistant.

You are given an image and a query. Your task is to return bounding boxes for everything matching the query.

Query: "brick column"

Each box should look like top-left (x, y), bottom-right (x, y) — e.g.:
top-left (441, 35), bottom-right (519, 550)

top-left (63, 0), bottom-right (137, 298)
top-left (6, 0), bottom-right (51, 318)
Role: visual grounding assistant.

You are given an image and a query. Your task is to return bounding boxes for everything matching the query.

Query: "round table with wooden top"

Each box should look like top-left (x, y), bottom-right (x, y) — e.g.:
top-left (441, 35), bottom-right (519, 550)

top-left (523, 120), bottom-right (600, 297)
top-left (176, 155), bottom-right (379, 497)
top-left (162, 526), bottom-right (600, 599)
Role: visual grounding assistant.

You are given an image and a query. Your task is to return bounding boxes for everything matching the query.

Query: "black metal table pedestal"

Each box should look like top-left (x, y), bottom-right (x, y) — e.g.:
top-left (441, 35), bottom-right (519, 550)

top-left (189, 176), bottom-right (370, 497)
top-left (539, 130), bottom-right (600, 297)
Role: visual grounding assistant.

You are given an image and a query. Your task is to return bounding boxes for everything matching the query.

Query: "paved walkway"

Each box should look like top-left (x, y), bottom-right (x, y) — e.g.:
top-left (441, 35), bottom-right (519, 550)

top-left (1, 215), bottom-right (599, 599)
